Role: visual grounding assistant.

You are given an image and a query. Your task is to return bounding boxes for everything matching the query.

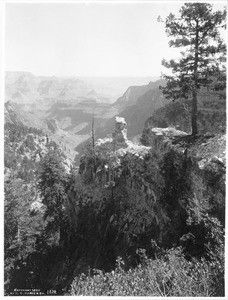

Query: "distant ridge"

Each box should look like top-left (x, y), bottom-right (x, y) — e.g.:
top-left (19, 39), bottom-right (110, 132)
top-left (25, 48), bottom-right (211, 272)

top-left (5, 71), bottom-right (160, 105)
top-left (5, 71), bottom-right (93, 105)
top-left (114, 79), bottom-right (165, 109)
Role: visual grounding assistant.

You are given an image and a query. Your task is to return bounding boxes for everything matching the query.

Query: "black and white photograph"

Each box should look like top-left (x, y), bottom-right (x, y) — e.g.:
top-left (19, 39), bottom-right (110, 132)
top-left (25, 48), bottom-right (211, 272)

top-left (2, 0), bottom-right (227, 296)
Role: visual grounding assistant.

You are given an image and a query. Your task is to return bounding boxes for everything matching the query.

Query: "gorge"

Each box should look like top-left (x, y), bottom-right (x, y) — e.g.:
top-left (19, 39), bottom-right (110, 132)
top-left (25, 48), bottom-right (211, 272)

top-left (4, 72), bottom-right (226, 296)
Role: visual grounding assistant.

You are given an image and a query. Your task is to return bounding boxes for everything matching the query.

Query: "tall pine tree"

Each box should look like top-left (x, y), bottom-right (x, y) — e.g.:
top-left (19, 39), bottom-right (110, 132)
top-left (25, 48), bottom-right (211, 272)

top-left (160, 3), bottom-right (226, 135)
top-left (38, 148), bottom-right (68, 244)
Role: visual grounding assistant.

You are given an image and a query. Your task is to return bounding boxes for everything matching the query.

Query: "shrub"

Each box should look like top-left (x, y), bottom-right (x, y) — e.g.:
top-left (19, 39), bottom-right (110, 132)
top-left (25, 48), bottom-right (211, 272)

top-left (70, 246), bottom-right (223, 296)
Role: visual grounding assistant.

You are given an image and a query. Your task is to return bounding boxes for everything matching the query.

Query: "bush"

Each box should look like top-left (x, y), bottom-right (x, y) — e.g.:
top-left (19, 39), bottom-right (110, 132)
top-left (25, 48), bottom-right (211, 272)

top-left (70, 246), bottom-right (223, 296)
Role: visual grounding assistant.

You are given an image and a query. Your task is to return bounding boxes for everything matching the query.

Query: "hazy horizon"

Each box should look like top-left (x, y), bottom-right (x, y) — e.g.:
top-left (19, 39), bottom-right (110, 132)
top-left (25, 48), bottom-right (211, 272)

top-left (5, 70), bottom-right (160, 79)
top-left (5, 2), bottom-right (226, 78)
top-left (5, 70), bottom-right (161, 101)
top-left (6, 2), bottom-right (172, 77)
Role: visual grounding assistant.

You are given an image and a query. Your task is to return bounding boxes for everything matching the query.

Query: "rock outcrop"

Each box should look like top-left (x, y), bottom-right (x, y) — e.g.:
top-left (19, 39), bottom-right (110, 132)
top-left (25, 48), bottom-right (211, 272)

top-left (112, 117), bottom-right (128, 148)
top-left (79, 117), bottom-right (150, 183)
top-left (95, 117), bottom-right (150, 157)
top-left (151, 127), bottom-right (188, 138)
top-left (78, 118), bottom-right (226, 248)
top-left (148, 126), bottom-right (225, 176)
top-left (149, 127), bottom-right (188, 148)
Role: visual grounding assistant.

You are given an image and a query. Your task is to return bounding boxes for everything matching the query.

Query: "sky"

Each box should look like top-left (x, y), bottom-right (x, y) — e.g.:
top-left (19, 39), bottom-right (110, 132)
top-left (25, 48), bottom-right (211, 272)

top-left (4, 1), bottom-right (227, 77)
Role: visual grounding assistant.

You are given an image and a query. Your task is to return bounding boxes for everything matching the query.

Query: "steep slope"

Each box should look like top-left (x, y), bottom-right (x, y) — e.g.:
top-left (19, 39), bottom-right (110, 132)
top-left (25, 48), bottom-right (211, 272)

top-left (4, 101), bottom-right (24, 125)
top-left (78, 76), bottom-right (159, 101)
top-left (4, 101), bottom-right (82, 162)
top-left (114, 79), bottom-right (165, 109)
top-left (4, 105), bottom-right (73, 295)
top-left (4, 123), bottom-right (70, 189)
top-left (70, 117), bottom-right (225, 296)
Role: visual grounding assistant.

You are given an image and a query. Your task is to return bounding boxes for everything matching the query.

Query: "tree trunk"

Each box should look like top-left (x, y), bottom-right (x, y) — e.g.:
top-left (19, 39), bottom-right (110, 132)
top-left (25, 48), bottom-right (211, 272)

top-left (92, 112), bottom-right (96, 176)
top-left (191, 89), bottom-right (198, 135)
top-left (192, 20), bottom-right (199, 136)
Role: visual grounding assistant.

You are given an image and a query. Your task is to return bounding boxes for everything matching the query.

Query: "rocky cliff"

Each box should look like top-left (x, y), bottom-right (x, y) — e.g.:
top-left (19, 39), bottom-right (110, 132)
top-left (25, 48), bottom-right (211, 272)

top-left (79, 117), bottom-right (226, 247)
top-left (114, 79), bottom-right (165, 109)
top-left (147, 127), bottom-right (225, 226)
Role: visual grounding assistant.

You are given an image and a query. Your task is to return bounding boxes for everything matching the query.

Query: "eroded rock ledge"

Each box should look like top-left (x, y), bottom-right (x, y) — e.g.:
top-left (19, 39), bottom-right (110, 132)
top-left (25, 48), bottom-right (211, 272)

top-left (148, 126), bottom-right (225, 174)
top-left (78, 117), bottom-right (225, 236)
top-left (96, 116), bottom-right (150, 158)
top-left (82, 116), bottom-right (225, 178)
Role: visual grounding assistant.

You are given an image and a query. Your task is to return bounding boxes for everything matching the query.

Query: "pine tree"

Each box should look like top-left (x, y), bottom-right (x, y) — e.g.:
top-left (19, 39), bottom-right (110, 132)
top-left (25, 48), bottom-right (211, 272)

top-left (160, 3), bottom-right (226, 135)
top-left (4, 174), bottom-right (45, 292)
top-left (38, 148), bottom-right (68, 242)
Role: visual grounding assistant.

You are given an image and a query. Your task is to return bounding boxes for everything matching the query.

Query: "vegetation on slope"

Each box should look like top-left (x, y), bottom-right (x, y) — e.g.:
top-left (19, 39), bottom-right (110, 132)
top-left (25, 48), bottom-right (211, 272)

top-left (70, 246), bottom-right (223, 297)
top-left (4, 111), bottom-right (225, 296)
top-left (69, 134), bottom-right (225, 296)
top-left (4, 120), bottom-right (70, 295)
top-left (4, 2), bottom-right (226, 292)
top-left (4, 87), bottom-right (226, 297)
